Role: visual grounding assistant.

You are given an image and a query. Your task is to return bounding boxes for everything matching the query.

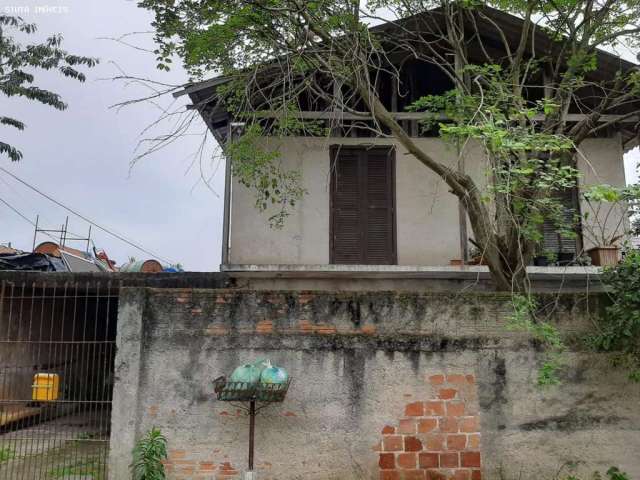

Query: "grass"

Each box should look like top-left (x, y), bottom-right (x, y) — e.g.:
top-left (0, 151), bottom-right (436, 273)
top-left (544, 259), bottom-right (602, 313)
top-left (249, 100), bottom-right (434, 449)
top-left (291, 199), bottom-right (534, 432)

top-left (0, 447), bottom-right (15, 464)
top-left (48, 457), bottom-right (104, 479)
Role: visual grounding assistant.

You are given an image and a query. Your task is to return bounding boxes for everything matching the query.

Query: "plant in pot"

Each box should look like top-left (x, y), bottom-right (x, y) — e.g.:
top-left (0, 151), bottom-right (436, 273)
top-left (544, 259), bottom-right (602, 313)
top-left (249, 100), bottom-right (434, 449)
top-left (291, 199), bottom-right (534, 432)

top-left (467, 244), bottom-right (488, 265)
top-left (581, 184), bottom-right (640, 266)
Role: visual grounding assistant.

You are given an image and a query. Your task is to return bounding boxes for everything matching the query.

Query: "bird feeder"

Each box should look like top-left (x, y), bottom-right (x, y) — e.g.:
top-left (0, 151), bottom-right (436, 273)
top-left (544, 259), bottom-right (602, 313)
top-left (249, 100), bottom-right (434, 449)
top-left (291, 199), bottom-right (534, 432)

top-left (213, 375), bottom-right (291, 479)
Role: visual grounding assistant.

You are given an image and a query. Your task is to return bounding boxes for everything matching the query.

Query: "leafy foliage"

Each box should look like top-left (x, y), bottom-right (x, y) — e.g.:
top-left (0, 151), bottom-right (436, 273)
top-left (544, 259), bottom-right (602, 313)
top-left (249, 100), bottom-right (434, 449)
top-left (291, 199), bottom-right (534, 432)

top-left (507, 294), bottom-right (566, 386)
top-left (131, 427), bottom-right (168, 480)
top-left (0, 14), bottom-right (97, 161)
top-left (0, 447), bottom-right (15, 464)
top-left (226, 124), bottom-right (306, 228)
top-left (589, 250), bottom-right (640, 381)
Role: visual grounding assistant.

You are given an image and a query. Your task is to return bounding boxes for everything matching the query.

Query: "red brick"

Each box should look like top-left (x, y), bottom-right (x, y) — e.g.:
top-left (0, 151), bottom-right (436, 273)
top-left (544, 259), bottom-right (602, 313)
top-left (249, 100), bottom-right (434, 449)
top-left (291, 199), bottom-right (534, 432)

top-left (439, 388), bottom-right (458, 400)
top-left (424, 401), bottom-right (445, 416)
top-left (219, 462), bottom-right (235, 471)
top-left (460, 417), bottom-right (479, 433)
top-left (399, 419), bottom-right (417, 434)
top-left (446, 374), bottom-right (466, 384)
top-left (382, 425), bottom-right (396, 435)
top-left (383, 436), bottom-right (404, 452)
top-left (199, 462), bottom-right (216, 471)
top-left (361, 325), bottom-right (377, 335)
top-left (404, 436), bottom-right (423, 452)
top-left (298, 320), bottom-right (313, 332)
top-left (465, 375), bottom-right (476, 384)
top-left (461, 452), bottom-right (481, 468)
top-left (471, 470), bottom-right (482, 480)
top-left (467, 434), bottom-right (481, 449)
top-left (424, 434), bottom-right (445, 450)
top-left (427, 470), bottom-right (447, 480)
top-left (402, 470), bottom-right (426, 480)
top-left (169, 449), bottom-right (186, 459)
top-left (451, 469), bottom-right (471, 480)
top-left (397, 453), bottom-right (417, 469)
top-left (217, 469), bottom-right (239, 477)
top-left (446, 402), bottom-right (466, 417)
top-left (447, 434), bottom-right (467, 450)
top-left (256, 320), bottom-right (273, 333)
top-left (440, 452), bottom-right (459, 468)
top-left (405, 402), bottom-right (425, 417)
top-left (419, 452), bottom-right (439, 468)
top-left (418, 418), bottom-right (437, 433)
top-left (429, 374), bottom-right (445, 385)
top-left (379, 453), bottom-right (396, 469)
top-left (381, 471), bottom-right (401, 480)
top-left (439, 417), bottom-right (459, 433)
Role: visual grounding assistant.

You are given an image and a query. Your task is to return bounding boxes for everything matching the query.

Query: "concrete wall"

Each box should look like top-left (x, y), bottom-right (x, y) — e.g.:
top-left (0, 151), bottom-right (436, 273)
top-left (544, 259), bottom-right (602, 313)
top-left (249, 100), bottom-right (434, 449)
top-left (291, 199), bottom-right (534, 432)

top-left (228, 136), bottom-right (627, 266)
top-left (109, 286), bottom-right (640, 480)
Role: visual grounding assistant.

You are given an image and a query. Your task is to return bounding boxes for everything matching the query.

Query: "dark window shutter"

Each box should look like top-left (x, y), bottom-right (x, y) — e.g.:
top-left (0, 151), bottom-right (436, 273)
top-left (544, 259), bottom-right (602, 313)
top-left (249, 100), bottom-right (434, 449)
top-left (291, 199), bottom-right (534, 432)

top-left (330, 147), bottom-right (396, 264)
top-left (542, 188), bottom-right (578, 259)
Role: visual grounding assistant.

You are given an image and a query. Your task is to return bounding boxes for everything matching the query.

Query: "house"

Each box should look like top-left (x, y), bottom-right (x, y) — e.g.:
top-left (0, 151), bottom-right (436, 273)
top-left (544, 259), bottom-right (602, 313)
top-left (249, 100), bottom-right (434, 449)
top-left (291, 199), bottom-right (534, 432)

top-left (178, 7), bottom-right (635, 270)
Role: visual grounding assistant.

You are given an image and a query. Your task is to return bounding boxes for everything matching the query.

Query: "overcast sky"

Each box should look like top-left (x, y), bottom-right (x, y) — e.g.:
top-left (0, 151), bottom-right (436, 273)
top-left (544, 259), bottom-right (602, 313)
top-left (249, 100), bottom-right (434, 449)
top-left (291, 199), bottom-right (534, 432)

top-left (1, 1), bottom-right (639, 271)
top-left (1, 0), bottom-right (224, 270)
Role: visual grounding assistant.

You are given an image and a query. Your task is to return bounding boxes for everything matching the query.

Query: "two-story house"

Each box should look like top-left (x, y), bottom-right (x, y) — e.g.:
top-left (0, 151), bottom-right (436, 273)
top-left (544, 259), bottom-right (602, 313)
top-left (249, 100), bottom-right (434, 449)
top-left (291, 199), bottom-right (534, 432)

top-left (177, 7), bottom-right (635, 272)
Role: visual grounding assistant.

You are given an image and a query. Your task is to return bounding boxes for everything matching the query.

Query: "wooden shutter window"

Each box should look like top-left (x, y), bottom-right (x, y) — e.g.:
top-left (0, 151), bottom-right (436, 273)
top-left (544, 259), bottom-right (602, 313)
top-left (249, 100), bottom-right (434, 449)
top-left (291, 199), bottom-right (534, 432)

top-left (330, 146), bottom-right (396, 264)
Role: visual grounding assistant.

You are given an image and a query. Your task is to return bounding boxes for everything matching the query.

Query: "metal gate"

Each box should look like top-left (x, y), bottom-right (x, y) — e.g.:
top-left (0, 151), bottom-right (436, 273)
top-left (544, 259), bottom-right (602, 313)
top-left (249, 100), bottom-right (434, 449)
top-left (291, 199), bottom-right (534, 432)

top-left (0, 280), bottom-right (117, 479)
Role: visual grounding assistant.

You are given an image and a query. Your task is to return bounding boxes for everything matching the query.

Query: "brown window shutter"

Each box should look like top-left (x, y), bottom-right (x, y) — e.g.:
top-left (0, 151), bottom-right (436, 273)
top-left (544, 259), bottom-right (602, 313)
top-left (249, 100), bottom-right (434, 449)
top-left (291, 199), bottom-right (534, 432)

top-left (330, 146), bottom-right (396, 264)
top-left (542, 187), bottom-right (579, 260)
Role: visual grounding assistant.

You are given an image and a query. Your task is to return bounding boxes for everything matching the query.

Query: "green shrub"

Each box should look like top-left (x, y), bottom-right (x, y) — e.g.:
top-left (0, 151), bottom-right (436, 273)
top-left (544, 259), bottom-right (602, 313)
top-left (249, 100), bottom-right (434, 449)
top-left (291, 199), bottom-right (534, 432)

top-left (590, 249), bottom-right (640, 381)
top-left (131, 427), bottom-right (168, 480)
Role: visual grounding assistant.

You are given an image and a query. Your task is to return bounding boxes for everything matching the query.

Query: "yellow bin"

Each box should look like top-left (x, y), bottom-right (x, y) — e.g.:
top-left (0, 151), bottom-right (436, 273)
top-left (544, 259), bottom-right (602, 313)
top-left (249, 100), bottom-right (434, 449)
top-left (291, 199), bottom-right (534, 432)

top-left (32, 373), bottom-right (60, 401)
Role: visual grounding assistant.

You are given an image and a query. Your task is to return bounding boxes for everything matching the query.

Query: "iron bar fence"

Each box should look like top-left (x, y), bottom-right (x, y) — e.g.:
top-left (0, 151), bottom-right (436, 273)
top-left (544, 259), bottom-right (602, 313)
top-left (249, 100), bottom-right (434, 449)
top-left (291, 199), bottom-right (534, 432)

top-left (0, 280), bottom-right (117, 480)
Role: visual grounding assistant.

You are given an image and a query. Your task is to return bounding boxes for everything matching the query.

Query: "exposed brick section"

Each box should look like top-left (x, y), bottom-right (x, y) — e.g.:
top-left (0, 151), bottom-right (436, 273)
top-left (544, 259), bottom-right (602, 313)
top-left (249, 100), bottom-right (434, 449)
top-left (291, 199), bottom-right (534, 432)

top-left (461, 452), bottom-right (481, 468)
top-left (438, 388), bottom-right (458, 400)
top-left (404, 436), bottom-right (423, 452)
top-left (439, 452), bottom-right (459, 468)
top-left (397, 453), bottom-right (417, 469)
top-left (383, 435), bottom-right (404, 452)
top-left (419, 453), bottom-right (439, 468)
top-left (165, 450), bottom-right (239, 480)
top-left (255, 319), bottom-right (274, 333)
top-left (380, 453), bottom-right (396, 469)
top-left (405, 402), bottom-right (424, 417)
top-left (424, 401), bottom-right (445, 416)
top-left (378, 372), bottom-right (482, 480)
top-left (399, 419), bottom-right (417, 434)
top-left (418, 418), bottom-right (437, 433)
top-left (381, 471), bottom-right (401, 480)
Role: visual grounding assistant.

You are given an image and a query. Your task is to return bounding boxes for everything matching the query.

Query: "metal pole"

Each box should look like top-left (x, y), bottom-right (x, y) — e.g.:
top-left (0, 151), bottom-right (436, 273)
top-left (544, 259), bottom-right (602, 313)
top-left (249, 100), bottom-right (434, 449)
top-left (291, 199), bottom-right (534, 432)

top-left (248, 400), bottom-right (256, 471)
top-left (32, 214), bottom-right (39, 251)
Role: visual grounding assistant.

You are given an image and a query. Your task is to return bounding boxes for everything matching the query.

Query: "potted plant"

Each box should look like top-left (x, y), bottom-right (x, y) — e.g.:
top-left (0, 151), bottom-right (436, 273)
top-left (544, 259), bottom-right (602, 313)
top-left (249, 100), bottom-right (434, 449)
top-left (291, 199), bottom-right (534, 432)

top-left (581, 185), bottom-right (640, 266)
top-left (467, 243), bottom-right (488, 265)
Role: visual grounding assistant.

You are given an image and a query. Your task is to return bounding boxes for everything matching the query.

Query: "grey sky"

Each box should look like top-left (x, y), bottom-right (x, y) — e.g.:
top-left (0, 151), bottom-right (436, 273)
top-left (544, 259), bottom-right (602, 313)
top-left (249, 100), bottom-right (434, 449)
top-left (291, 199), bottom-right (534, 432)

top-left (1, 1), bottom-right (638, 271)
top-left (1, 0), bottom-right (224, 270)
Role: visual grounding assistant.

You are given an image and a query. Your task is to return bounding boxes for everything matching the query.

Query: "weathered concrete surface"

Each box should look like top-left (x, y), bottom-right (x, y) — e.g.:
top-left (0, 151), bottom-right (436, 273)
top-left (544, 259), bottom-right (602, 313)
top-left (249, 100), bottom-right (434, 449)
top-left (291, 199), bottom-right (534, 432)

top-left (109, 288), bottom-right (640, 480)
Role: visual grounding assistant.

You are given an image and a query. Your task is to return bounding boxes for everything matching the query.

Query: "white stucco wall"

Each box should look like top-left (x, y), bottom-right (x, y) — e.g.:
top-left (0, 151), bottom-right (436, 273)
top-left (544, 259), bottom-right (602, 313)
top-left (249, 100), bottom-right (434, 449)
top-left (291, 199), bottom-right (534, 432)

top-left (577, 136), bottom-right (628, 250)
top-left (228, 136), bottom-right (626, 266)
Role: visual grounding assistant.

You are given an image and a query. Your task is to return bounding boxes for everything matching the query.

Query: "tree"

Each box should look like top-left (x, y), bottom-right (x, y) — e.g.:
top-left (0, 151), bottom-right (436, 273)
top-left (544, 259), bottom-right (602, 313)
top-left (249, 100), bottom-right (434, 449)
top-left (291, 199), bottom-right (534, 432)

top-left (0, 15), bottom-right (97, 161)
top-left (139, 0), bottom-right (640, 291)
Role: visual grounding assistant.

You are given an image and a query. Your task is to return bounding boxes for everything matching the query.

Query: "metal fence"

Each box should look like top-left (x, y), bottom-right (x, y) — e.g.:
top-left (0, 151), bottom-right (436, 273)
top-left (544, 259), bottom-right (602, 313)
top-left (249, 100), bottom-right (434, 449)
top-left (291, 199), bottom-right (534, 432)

top-left (0, 280), bottom-right (117, 479)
